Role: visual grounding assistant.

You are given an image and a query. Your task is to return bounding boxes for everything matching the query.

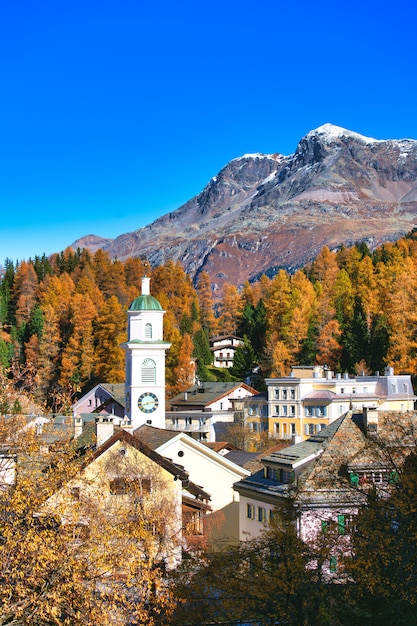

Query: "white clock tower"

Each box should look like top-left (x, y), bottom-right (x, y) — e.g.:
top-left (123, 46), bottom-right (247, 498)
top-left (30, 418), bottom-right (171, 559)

top-left (123, 275), bottom-right (171, 430)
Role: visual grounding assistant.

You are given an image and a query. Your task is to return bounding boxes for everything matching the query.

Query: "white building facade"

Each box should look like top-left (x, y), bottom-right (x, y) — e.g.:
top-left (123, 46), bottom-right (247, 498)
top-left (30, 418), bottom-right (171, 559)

top-left (266, 365), bottom-right (415, 441)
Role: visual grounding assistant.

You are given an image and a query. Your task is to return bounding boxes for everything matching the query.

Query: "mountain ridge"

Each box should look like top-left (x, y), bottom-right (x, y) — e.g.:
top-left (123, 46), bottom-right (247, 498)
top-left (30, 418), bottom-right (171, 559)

top-left (71, 124), bottom-right (417, 291)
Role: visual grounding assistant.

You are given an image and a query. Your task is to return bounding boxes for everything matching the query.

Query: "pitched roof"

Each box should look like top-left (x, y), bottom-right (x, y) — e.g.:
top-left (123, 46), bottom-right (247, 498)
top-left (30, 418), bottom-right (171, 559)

top-left (133, 424), bottom-right (180, 449)
top-left (203, 442), bottom-right (240, 453)
top-left (168, 381), bottom-right (257, 408)
top-left (100, 383), bottom-right (125, 406)
top-left (235, 411), bottom-right (417, 507)
top-left (224, 450), bottom-right (260, 471)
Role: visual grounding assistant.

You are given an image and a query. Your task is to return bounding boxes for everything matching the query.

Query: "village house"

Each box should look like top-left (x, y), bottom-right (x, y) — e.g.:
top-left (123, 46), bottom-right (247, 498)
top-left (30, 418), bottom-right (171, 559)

top-left (44, 428), bottom-right (211, 567)
top-left (264, 365), bottom-right (415, 441)
top-left (210, 334), bottom-right (243, 369)
top-left (234, 408), bottom-right (417, 574)
top-left (167, 381), bottom-right (257, 441)
top-left (134, 424), bottom-right (250, 543)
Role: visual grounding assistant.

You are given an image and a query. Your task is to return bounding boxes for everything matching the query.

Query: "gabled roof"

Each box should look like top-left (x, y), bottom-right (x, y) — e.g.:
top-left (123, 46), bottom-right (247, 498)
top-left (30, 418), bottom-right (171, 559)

top-left (234, 411), bottom-right (417, 508)
top-left (90, 430), bottom-right (211, 501)
top-left (168, 381), bottom-right (257, 408)
top-left (203, 442), bottom-right (240, 453)
top-left (91, 429), bottom-right (187, 479)
top-left (134, 425), bottom-right (250, 478)
top-left (100, 383), bottom-right (125, 406)
top-left (133, 424), bottom-right (181, 449)
top-left (261, 416), bottom-right (345, 468)
top-left (224, 450), bottom-right (260, 472)
top-left (72, 382), bottom-right (126, 412)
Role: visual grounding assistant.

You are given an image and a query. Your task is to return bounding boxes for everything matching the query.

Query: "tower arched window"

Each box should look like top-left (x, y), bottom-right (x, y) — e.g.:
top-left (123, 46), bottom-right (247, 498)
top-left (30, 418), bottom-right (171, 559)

top-left (141, 358), bottom-right (156, 384)
top-left (145, 323), bottom-right (152, 339)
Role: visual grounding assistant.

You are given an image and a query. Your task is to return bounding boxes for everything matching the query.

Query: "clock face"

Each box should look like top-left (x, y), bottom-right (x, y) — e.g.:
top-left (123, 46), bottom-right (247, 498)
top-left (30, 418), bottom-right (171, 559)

top-left (138, 392), bottom-right (159, 413)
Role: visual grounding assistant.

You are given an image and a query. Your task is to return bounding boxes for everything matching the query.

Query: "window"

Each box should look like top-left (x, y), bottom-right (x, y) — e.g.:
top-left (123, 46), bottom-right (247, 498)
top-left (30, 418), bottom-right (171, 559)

top-left (171, 417), bottom-right (179, 426)
top-left (316, 406), bottom-right (326, 417)
top-left (109, 478), bottom-right (129, 495)
top-left (257, 507), bottom-right (266, 523)
top-left (110, 477), bottom-right (151, 496)
top-left (291, 423), bottom-right (296, 436)
top-left (70, 487), bottom-right (80, 500)
top-left (304, 423), bottom-right (315, 435)
top-left (282, 389), bottom-right (288, 400)
top-left (88, 399), bottom-right (92, 407)
top-left (290, 405), bottom-right (296, 416)
top-left (145, 323), bottom-right (152, 339)
top-left (305, 406), bottom-right (314, 417)
top-left (274, 389), bottom-right (280, 400)
top-left (141, 358), bottom-right (156, 384)
top-left (275, 406), bottom-right (280, 416)
top-left (247, 503), bottom-right (255, 519)
top-left (282, 405), bottom-right (288, 416)
top-left (290, 388), bottom-right (296, 400)
top-left (185, 417), bottom-right (192, 426)
top-left (274, 423), bottom-right (280, 435)
top-left (267, 467), bottom-right (278, 481)
top-left (269, 510), bottom-right (275, 525)
top-left (281, 469), bottom-right (294, 483)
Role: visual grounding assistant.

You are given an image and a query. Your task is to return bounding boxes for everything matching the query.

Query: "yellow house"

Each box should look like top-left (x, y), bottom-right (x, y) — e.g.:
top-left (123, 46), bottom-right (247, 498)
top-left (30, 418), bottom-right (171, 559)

top-left (44, 429), bottom-right (211, 570)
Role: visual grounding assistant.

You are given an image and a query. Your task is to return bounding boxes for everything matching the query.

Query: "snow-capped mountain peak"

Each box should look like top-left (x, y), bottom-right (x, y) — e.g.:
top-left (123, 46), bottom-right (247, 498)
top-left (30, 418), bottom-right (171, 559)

top-left (306, 123), bottom-right (381, 145)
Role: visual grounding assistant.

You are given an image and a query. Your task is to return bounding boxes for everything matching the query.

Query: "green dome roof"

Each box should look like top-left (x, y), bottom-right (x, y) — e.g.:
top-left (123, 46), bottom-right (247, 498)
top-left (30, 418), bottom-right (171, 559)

top-left (129, 295), bottom-right (163, 311)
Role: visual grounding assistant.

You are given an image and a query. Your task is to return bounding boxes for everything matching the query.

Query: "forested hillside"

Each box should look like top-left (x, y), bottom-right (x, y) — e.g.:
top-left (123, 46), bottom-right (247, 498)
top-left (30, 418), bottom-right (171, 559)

top-left (1, 231), bottom-right (417, 413)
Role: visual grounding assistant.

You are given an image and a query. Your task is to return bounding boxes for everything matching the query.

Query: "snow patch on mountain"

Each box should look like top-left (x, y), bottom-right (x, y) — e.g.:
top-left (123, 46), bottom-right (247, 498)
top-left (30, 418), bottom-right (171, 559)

top-left (306, 123), bottom-right (382, 145)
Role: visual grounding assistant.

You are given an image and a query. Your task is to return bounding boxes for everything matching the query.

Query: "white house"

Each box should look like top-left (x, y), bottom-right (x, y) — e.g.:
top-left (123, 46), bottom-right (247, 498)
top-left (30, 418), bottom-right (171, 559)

top-left (135, 424), bottom-right (250, 543)
top-left (234, 408), bottom-right (417, 575)
top-left (210, 335), bottom-right (243, 368)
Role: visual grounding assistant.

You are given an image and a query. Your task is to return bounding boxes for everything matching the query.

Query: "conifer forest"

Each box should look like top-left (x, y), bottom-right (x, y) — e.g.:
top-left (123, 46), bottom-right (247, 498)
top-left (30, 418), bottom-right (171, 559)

top-left (2, 232), bottom-right (417, 413)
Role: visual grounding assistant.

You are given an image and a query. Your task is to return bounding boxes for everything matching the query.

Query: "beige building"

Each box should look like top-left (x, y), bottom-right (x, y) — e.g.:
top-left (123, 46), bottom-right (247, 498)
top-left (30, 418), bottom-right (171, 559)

top-left (265, 365), bottom-right (415, 441)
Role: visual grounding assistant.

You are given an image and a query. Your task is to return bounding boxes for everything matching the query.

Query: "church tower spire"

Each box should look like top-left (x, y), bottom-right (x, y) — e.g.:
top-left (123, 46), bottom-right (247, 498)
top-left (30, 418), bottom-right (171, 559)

top-left (123, 274), bottom-right (171, 430)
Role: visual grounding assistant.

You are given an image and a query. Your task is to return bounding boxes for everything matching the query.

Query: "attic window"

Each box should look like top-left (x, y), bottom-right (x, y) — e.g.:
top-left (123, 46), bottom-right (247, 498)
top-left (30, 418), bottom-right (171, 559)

top-left (110, 477), bottom-right (151, 496)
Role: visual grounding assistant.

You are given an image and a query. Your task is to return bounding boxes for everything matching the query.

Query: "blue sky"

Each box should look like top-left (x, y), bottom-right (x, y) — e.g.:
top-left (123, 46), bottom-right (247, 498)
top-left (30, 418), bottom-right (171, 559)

top-left (1, 0), bottom-right (416, 264)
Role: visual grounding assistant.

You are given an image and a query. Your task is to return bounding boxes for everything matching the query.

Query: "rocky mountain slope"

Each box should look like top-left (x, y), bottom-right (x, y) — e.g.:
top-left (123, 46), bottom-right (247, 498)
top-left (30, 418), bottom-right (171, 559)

top-left (72, 124), bottom-right (417, 292)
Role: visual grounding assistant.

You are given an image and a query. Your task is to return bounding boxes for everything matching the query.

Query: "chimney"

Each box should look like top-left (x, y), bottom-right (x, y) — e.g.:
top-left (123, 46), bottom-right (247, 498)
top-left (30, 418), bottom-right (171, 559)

top-left (95, 416), bottom-right (115, 446)
top-left (363, 407), bottom-right (378, 435)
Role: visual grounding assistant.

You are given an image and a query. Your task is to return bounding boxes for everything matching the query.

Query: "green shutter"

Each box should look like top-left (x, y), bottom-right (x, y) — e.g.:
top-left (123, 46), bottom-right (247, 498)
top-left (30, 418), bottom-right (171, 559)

top-left (330, 556), bottom-right (337, 573)
top-left (389, 470), bottom-right (399, 484)
top-left (350, 472), bottom-right (359, 485)
top-left (321, 520), bottom-right (327, 533)
top-left (337, 514), bottom-right (345, 535)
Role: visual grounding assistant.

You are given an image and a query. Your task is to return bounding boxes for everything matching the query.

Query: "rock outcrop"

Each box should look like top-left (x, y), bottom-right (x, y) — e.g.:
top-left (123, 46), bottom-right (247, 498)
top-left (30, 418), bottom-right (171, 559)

top-left (72, 124), bottom-right (417, 292)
